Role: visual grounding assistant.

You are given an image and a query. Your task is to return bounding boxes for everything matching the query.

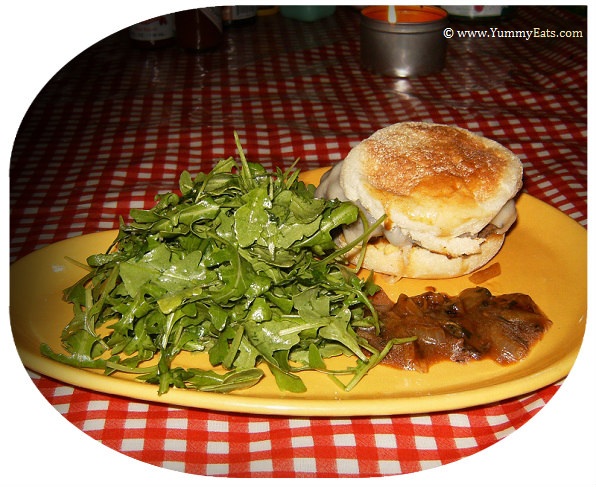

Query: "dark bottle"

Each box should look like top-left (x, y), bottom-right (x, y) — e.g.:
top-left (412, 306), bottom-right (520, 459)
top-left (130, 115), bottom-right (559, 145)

top-left (129, 14), bottom-right (176, 49)
top-left (222, 6), bottom-right (258, 27)
top-left (175, 7), bottom-right (223, 52)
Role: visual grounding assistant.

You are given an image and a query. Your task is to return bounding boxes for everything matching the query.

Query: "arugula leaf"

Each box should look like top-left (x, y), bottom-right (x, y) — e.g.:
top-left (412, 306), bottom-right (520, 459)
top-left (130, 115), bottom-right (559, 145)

top-left (41, 134), bottom-right (414, 395)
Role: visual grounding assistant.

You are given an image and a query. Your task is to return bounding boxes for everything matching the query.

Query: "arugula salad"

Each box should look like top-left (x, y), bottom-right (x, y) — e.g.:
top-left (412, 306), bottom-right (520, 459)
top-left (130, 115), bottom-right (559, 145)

top-left (42, 136), bottom-right (414, 394)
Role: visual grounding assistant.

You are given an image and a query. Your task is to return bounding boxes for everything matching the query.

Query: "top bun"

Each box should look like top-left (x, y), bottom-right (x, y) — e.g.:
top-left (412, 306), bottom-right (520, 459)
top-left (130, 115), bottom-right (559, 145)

top-left (342, 122), bottom-right (523, 237)
top-left (340, 122), bottom-right (523, 258)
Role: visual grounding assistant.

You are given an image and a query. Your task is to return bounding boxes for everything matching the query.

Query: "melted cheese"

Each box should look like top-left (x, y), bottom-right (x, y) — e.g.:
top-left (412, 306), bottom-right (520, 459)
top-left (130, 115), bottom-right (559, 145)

top-left (489, 199), bottom-right (517, 234)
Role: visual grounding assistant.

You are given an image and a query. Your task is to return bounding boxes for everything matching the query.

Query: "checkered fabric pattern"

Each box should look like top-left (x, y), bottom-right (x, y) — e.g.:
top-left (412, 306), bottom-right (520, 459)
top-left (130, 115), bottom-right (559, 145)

top-left (10, 6), bottom-right (586, 478)
top-left (32, 370), bottom-right (558, 477)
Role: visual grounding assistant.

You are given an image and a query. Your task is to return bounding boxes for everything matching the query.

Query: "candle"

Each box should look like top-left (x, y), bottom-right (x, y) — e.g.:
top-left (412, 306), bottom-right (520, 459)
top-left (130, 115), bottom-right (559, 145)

top-left (388, 5), bottom-right (397, 24)
top-left (360, 6), bottom-right (449, 78)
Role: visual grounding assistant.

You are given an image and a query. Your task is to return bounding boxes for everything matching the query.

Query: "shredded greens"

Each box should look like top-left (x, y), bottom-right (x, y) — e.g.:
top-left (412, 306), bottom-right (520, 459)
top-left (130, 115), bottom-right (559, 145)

top-left (42, 136), bottom-right (415, 394)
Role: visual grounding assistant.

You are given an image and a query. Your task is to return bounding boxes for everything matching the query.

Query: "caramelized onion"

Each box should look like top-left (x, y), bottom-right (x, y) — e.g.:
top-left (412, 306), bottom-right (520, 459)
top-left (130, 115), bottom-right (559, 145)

top-left (361, 287), bottom-right (551, 371)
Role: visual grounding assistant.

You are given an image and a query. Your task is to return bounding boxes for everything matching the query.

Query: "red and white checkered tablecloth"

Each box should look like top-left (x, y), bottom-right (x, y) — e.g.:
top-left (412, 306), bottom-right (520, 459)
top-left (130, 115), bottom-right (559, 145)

top-left (7, 5), bottom-right (590, 483)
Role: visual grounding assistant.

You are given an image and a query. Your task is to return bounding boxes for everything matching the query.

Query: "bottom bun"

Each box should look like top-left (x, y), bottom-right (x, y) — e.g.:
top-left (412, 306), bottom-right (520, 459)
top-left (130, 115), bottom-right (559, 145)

top-left (339, 233), bottom-right (505, 279)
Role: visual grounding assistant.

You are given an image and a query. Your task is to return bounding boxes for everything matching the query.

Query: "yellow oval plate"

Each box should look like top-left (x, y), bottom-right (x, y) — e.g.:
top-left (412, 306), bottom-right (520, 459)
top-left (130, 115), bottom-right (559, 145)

top-left (9, 168), bottom-right (587, 416)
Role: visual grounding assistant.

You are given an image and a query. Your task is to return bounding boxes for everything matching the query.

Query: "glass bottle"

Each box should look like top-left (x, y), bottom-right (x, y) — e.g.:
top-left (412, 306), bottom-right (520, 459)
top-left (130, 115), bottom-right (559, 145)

top-left (175, 7), bottom-right (223, 52)
top-left (129, 14), bottom-right (176, 48)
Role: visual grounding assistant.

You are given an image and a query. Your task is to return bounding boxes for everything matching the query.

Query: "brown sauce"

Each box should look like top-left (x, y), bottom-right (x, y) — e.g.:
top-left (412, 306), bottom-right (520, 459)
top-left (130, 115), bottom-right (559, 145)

top-left (360, 287), bottom-right (551, 372)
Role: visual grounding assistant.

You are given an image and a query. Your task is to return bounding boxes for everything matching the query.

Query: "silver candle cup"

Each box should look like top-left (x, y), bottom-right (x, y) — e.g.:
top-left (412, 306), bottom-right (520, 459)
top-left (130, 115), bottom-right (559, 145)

top-left (360, 6), bottom-right (449, 78)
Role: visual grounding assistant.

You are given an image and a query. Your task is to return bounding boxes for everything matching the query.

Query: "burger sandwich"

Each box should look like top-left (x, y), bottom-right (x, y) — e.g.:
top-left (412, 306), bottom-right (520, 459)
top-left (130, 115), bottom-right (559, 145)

top-left (315, 122), bottom-right (523, 279)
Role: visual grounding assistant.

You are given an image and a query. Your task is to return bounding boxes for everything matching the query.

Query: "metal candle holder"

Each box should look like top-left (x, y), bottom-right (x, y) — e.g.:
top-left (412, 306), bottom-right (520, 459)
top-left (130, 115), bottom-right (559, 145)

top-left (360, 6), bottom-right (449, 78)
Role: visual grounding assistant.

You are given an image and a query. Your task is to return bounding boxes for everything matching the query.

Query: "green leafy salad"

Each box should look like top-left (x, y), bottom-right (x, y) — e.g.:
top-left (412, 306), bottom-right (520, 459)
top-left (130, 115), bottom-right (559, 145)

top-left (42, 137), bottom-right (414, 394)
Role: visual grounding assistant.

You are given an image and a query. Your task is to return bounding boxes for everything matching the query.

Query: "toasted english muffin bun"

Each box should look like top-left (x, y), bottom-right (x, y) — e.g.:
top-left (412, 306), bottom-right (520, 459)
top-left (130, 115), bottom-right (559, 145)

top-left (341, 122), bottom-right (523, 239)
top-left (323, 122), bottom-right (523, 278)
